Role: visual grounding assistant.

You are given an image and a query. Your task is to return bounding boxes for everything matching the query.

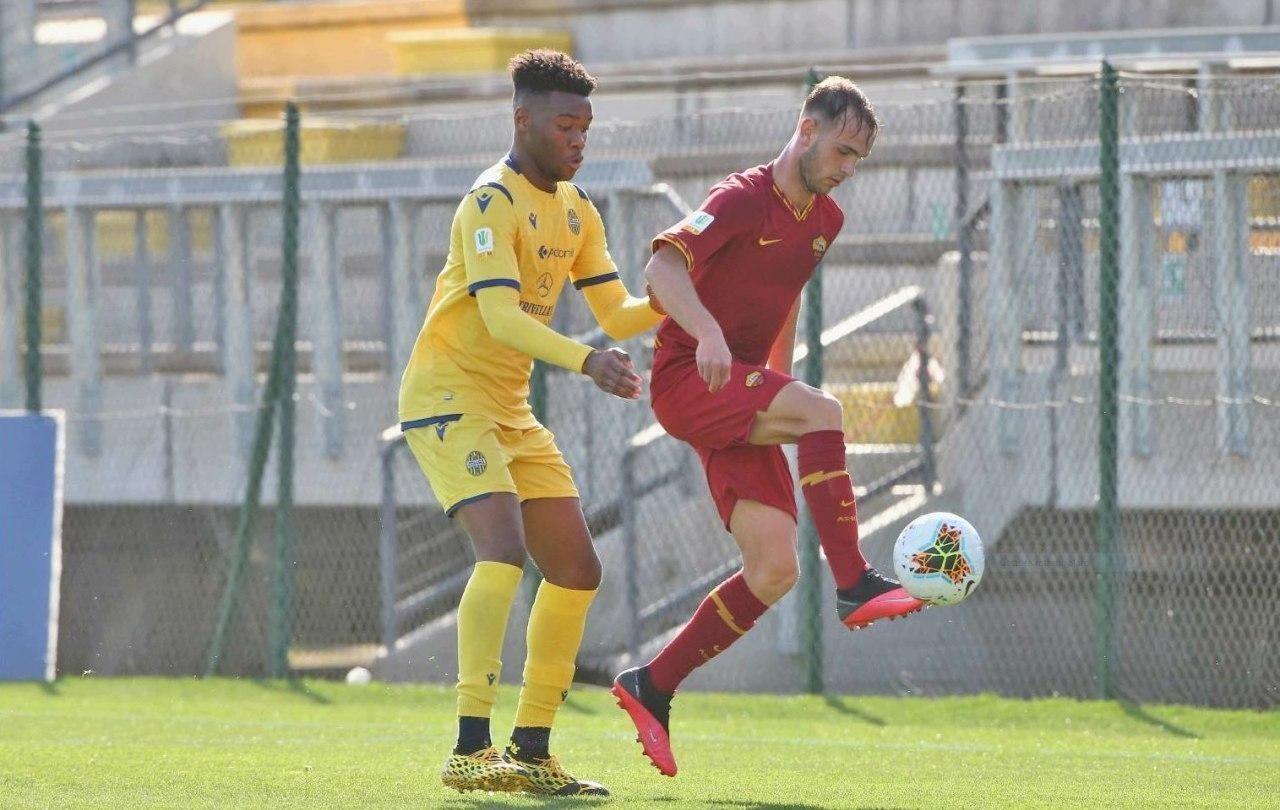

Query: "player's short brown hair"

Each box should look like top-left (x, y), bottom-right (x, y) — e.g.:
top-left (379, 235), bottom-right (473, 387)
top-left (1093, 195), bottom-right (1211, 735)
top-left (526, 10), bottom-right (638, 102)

top-left (803, 76), bottom-right (879, 134)
top-left (509, 49), bottom-right (597, 97)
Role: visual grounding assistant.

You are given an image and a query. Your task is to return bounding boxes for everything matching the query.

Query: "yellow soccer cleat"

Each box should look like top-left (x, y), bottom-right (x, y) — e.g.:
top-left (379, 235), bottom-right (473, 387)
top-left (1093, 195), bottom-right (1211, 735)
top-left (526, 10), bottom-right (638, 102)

top-left (504, 746), bottom-right (610, 797)
top-left (440, 746), bottom-right (532, 794)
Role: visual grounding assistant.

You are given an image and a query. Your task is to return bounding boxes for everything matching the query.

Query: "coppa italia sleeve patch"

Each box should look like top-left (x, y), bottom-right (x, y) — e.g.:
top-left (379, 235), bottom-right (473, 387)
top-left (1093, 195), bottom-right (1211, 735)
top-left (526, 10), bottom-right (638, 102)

top-left (681, 210), bottom-right (715, 235)
top-left (474, 226), bottom-right (495, 255)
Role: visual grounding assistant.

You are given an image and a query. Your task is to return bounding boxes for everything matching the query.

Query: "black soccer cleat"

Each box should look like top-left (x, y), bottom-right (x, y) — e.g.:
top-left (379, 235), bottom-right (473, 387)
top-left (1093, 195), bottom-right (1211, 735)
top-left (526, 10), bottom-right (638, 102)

top-left (836, 566), bottom-right (926, 630)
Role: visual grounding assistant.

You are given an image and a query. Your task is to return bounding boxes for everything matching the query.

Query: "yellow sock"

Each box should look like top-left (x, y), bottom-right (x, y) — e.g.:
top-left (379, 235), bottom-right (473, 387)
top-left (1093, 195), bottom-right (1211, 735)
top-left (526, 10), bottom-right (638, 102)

top-left (513, 581), bottom-right (597, 729)
top-left (456, 561), bottom-right (524, 718)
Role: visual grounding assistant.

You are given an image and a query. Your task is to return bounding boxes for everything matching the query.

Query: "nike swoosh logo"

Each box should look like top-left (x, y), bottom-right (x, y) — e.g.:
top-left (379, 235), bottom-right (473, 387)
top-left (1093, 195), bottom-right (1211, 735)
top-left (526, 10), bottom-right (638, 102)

top-left (757, 237), bottom-right (783, 246)
top-left (840, 500), bottom-right (855, 507)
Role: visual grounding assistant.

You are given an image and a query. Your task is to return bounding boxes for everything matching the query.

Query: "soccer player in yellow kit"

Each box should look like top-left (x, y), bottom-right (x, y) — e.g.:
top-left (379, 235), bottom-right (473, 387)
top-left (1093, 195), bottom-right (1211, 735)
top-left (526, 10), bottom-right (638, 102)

top-left (398, 50), bottom-right (663, 797)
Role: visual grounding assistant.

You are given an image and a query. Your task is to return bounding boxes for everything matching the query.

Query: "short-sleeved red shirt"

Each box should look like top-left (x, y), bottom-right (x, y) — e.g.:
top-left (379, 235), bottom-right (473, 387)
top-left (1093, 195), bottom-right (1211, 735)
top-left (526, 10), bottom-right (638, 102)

top-left (651, 162), bottom-right (843, 378)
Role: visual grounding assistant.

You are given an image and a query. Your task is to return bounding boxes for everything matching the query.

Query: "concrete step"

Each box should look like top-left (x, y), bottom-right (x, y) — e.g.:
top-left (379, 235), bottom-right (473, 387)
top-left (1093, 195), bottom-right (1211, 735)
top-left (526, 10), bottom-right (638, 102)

top-left (233, 0), bottom-right (468, 87)
top-left (387, 27), bottom-right (573, 77)
top-left (237, 42), bottom-right (941, 118)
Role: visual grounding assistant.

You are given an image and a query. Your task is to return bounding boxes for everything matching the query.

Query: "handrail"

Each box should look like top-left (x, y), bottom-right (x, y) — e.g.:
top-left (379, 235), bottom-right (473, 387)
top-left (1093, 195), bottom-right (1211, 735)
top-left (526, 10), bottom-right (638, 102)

top-left (2, 0), bottom-right (216, 114)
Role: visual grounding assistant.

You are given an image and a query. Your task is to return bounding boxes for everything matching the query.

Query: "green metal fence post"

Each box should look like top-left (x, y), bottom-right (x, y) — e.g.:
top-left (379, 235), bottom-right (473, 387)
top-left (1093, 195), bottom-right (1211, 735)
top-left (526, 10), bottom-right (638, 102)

top-left (268, 102), bottom-right (302, 678)
top-left (207, 103), bottom-right (300, 677)
top-left (206, 339), bottom-right (280, 675)
top-left (1096, 61), bottom-right (1121, 700)
top-left (23, 121), bottom-right (42, 413)
top-left (799, 67), bottom-right (825, 695)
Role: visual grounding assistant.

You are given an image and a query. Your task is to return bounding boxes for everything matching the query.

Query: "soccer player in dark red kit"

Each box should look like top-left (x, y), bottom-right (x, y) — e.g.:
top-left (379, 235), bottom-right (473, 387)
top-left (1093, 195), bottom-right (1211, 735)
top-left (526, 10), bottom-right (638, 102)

top-left (611, 77), bottom-right (924, 777)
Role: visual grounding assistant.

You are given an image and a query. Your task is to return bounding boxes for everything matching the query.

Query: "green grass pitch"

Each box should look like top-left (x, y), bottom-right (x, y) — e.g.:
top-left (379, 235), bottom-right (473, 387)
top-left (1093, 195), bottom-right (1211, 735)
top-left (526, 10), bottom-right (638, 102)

top-left (0, 678), bottom-right (1276, 807)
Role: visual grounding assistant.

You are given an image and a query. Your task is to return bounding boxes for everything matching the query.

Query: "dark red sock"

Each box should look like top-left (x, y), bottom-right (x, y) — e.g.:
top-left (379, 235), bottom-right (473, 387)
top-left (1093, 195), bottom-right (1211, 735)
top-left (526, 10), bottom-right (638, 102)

top-left (798, 429), bottom-right (867, 590)
top-left (647, 571), bottom-right (768, 695)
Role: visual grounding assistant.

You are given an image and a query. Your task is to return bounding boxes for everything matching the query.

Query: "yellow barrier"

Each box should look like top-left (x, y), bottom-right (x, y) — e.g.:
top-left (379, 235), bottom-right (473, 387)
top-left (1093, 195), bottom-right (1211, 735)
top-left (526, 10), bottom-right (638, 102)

top-left (20, 307), bottom-right (66, 345)
top-left (223, 118), bottom-right (406, 166)
top-left (827, 381), bottom-right (941, 445)
top-left (235, 0), bottom-right (467, 79)
top-left (43, 210), bottom-right (214, 265)
top-left (1249, 175), bottom-right (1280, 219)
top-left (387, 27), bottom-right (573, 75)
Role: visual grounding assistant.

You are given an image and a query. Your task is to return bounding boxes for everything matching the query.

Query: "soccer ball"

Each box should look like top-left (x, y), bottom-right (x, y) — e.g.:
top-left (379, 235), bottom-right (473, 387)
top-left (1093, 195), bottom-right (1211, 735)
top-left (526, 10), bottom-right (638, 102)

top-left (892, 512), bottom-right (984, 606)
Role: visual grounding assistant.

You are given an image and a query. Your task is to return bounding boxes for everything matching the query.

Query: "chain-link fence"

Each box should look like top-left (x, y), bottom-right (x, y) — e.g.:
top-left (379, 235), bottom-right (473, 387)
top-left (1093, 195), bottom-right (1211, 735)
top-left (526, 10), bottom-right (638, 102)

top-left (2, 66), bottom-right (1276, 706)
top-left (903, 69), bottom-right (1280, 709)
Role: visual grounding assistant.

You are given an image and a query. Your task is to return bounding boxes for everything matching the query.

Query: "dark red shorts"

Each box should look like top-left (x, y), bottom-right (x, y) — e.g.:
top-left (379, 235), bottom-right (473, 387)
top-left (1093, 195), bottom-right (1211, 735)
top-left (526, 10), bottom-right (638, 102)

top-left (650, 347), bottom-right (797, 529)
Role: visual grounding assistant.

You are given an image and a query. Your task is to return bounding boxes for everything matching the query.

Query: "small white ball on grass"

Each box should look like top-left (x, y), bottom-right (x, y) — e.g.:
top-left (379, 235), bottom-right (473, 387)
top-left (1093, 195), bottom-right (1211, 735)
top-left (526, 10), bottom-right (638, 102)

top-left (345, 666), bottom-right (372, 685)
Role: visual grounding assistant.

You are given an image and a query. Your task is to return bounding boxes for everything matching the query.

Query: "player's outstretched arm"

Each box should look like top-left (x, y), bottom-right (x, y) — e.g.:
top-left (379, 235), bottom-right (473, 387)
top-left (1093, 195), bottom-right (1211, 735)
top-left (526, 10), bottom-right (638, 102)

top-left (475, 285), bottom-right (594, 372)
top-left (578, 278), bottom-right (664, 340)
top-left (571, 197), bottom-right (664, 340)
top-left (475, 286), bottom-right (642, 401)
top-left (645, 243), bottom-right (733, 392)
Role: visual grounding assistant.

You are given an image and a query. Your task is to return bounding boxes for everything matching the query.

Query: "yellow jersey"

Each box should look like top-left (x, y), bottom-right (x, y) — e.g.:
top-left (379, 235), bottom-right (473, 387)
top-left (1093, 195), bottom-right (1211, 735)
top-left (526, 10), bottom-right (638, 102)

top-left (399, 158), bottom-right (622, 429)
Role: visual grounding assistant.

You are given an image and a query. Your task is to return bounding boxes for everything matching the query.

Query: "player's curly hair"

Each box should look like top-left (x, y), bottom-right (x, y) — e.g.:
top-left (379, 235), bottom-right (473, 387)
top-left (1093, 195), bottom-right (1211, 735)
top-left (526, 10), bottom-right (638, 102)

top-left (803, 76), bottom-right (879, 134)
top-left (509, 49), bottom-right (597, 97)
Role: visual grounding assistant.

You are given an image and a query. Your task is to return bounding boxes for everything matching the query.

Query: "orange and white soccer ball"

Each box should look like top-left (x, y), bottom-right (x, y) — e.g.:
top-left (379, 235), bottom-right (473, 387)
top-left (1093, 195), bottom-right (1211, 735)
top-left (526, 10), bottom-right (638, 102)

top-left (892, 512), bottom-right (984, 606)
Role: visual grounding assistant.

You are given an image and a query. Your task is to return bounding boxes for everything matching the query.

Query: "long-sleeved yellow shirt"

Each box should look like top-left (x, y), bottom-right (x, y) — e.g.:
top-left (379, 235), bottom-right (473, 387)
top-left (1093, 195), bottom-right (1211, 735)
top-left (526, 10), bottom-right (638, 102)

top-left (399, 158), bottom-right (662, 429)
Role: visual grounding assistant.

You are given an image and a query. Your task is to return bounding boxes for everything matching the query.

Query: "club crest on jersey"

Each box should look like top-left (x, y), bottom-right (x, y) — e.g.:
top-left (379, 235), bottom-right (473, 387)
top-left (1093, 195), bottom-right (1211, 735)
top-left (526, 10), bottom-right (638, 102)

top-left (476, 192), bottom-right (493, 214)
top-left (529, 212), bottom-right (538, 229)
top-left (474, 227), bottom-right (494, 255)
top-left (745, 370), bottom-right (764, 388)
top-left (465, 451), bottom-right (487, 477)
top-left (682, 210), bottom-right (715, 235)
top-left (567, 208), bottom-right (581, 235)
top-left (812, 235), bottom-right (829, 257)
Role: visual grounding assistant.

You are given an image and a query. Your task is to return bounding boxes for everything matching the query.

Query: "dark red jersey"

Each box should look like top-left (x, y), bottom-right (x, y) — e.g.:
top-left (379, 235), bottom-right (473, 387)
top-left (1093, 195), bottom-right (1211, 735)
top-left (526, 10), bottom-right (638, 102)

top-left (651, 162), bottom-right (843, 373)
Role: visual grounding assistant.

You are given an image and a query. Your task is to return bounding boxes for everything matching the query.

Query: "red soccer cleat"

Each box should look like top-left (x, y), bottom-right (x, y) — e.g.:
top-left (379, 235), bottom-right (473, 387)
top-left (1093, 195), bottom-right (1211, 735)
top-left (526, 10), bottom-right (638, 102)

top-left (836, 567), bottom-right (927, 629)
top-left (611, 666), bottom-right (677, 777)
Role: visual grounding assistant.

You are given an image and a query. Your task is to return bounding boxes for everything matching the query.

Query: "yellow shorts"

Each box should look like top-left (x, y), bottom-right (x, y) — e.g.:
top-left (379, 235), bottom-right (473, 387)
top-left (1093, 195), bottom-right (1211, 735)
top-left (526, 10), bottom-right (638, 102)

top-left (401, 413), bottom-right (579, 516)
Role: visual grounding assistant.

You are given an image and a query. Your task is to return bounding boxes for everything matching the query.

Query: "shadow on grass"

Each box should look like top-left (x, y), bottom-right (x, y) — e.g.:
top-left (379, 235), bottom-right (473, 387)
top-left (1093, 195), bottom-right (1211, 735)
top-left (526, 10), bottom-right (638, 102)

top-left (251, 678), bottom-right (332, 705)
top-left (1118, 700), bottom-right (1200, 739)
top-left (561, 693), bottom-right (597, 715)
top-left (823, 694), bottom-right (887, 727)
top-left (39, 681), bottom-right (61, 696)
top-left (707, 802), bottom-right (903, 809)
top-left (437, 798), bottom-right (613, 807)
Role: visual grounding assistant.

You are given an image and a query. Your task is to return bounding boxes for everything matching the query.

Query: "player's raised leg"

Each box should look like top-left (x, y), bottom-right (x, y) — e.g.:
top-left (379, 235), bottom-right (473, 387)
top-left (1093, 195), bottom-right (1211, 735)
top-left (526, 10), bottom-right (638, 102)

top-left (749, 380), bottom-right (925, 629)
top-left (506, 495), bottom-right (609, 797)
top-left (441, 493), bottom-right (534, 794)
top-left (614, 499), bottom-right (794, 777)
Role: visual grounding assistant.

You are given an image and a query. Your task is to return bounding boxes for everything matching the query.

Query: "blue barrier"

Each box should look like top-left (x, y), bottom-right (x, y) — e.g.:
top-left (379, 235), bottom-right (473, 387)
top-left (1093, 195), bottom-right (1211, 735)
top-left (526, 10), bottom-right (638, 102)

top-left (0, 412), bottom-right (63, 681)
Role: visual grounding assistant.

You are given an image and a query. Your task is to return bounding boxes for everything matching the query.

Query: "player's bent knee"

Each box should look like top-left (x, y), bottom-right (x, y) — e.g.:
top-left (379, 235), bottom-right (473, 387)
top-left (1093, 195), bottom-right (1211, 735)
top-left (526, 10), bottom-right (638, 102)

top-left (744, 556), bottom-right (799, 604)
top-left (804, 390), bottom-right (843, 432)
top-left (477, 544), bottom-right (527, 569)
top-left (574, 556), bottom-right (603, 590)
top-left (543, 554), bottom-right (602, 590)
